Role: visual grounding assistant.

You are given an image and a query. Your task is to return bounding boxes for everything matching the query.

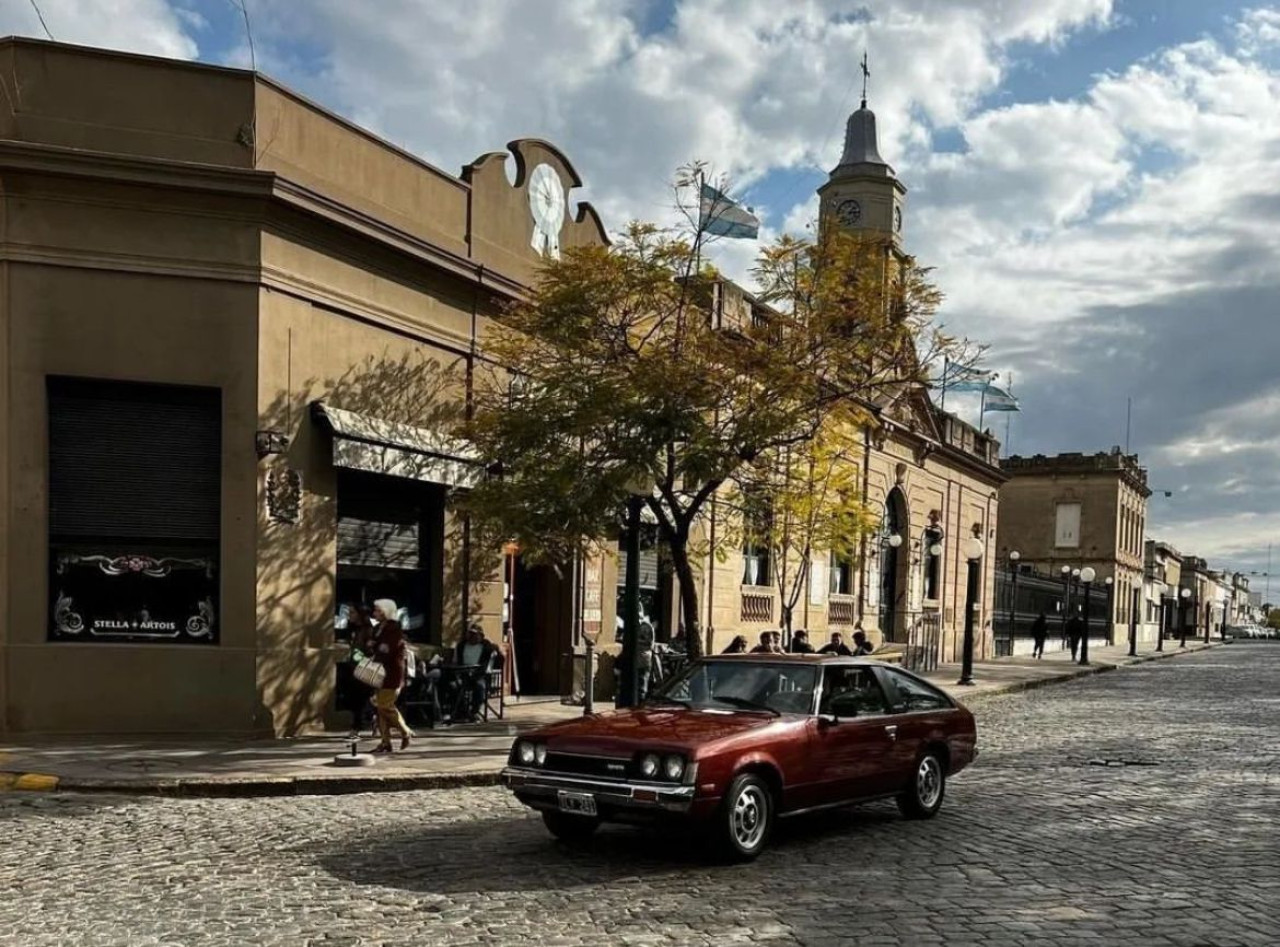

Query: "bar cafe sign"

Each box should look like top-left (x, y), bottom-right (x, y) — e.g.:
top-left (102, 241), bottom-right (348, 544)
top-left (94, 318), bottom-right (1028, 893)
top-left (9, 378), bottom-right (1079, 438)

top-left (50, 552), bottom-right (218, 644)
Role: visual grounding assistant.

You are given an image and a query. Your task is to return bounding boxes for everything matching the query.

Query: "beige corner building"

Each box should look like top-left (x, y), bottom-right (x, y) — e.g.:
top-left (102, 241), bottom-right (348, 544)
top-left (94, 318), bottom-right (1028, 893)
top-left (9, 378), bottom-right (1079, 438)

top-left (0, 39), bottom-right (607, 734)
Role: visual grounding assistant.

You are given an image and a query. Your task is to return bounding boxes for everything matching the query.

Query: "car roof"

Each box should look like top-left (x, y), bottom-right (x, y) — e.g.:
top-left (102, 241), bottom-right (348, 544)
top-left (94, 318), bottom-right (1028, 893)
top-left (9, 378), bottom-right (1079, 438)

top-left (706, 654), bottom-right (881, 666)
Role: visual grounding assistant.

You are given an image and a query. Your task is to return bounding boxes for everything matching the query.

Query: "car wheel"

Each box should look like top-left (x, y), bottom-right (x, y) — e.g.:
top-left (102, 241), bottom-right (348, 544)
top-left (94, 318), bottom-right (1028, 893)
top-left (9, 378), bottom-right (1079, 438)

top-left (717, 772), bottom-right (774, 860)
top-left (541, 810), bottom-right (600, 843)
top-left (897, 750), bottom-right (946, 820)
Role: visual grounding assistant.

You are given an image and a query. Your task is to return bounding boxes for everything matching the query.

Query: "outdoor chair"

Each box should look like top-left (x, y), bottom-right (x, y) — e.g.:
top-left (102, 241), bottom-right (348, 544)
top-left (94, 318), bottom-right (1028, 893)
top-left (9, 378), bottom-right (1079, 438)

top-left (482, 650), bottom-right (505, 721)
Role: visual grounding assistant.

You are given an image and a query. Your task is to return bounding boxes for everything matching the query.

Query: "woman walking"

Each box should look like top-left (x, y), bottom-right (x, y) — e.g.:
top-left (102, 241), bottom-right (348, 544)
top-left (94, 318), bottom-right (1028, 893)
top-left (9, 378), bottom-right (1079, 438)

top-left (371, 598), bottom-right (414, 754)
top-left (1030, 611), bottom-right (1048, 659)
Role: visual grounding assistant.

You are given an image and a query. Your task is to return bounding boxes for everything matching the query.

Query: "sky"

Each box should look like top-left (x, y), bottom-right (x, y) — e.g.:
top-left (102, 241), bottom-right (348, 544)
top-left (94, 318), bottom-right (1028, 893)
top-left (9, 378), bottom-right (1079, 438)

top-left (4, 0), bottom-right (1280, 588)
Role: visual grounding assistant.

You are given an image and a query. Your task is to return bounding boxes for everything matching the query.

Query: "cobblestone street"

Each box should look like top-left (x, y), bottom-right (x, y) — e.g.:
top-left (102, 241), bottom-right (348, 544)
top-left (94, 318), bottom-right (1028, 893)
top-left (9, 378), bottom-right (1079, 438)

top-left (2, 645), bottom-right (1276, 947)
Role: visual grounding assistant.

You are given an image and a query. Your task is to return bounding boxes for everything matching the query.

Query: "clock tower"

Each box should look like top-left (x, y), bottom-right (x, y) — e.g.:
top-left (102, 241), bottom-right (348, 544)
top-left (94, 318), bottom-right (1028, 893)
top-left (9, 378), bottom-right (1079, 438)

top-left (817, 93), bottom-right (907, 245)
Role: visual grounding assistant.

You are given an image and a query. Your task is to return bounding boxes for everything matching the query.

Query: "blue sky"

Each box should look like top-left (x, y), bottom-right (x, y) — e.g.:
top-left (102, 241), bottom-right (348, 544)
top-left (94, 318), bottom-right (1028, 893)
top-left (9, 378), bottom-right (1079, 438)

top-left (3, 0), bottom-right (1280, 581)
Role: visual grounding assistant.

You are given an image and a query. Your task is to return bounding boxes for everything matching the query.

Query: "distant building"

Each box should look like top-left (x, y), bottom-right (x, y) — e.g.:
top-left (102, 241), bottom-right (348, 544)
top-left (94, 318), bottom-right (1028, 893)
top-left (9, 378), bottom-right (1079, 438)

top-left (997, 448), bottom-right (1152, 643)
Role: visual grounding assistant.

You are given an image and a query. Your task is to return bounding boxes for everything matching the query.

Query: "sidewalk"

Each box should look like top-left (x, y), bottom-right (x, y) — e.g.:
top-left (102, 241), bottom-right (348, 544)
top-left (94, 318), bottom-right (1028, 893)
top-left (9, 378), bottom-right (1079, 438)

top-left (0, 641), bottom-right (1220, 797)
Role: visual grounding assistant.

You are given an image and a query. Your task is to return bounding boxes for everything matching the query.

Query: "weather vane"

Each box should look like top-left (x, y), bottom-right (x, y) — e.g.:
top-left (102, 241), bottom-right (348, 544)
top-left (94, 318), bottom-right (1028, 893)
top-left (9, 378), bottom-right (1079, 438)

top-left (860, 51), bottom-right (870, 108)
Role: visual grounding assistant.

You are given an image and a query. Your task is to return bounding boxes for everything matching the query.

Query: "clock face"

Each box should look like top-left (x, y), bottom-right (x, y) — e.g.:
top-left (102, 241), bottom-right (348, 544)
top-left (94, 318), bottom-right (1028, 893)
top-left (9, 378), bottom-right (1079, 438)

top-left (528, 163), bottom-right (566, 259)
top-left (894, 205), bottom-right (903, 233)
top-left (836, 199), bottom-right (862, 226)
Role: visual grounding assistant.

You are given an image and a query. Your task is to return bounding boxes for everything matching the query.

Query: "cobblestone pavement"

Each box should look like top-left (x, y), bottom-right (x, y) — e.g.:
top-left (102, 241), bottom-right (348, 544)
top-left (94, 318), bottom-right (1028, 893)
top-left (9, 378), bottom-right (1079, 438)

top-left (2, 645), bottom-right (1277, 947)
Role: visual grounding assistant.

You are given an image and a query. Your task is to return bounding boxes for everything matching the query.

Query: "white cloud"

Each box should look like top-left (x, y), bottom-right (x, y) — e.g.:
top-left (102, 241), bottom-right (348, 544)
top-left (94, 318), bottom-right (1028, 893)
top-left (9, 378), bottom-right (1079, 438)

top-left (0, 0), bottom-right (197, 59)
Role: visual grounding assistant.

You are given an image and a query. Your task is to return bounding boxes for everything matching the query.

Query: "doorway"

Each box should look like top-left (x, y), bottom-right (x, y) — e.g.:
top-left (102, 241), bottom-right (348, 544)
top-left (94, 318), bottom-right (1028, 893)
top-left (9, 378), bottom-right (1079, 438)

top-left (878, 488), bottom-right (908, 642)
top-left (509, 556), bottom-right (573, 695)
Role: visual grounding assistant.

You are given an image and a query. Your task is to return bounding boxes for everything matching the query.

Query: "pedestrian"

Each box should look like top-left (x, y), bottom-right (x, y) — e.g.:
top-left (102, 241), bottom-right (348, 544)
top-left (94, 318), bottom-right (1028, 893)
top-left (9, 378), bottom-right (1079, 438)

top-left (635, 621), bottom-right (655, 701)
top-left (1030, 611), bottom-right (1048, 659)
top-left (1065, 609), bottom-right (1084, 661)
top-left (819, 632), bottom-right (853, 656)
top-left (370, 598), bottom-right (414, 753)
top-left (790, 629), bottom-right (815, 654)
top-left (722, 635), bottom-right (749, 654)
top-left (851, 630), bottom-right (874, 656)
top-left (343, 602), bottom-right (377, 739)
top-left (750, 631), bottom-right (776, 653)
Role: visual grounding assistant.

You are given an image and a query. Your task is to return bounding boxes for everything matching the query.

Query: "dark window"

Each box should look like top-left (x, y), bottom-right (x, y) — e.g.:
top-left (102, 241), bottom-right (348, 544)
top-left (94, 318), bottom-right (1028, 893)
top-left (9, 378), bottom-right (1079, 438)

top-left (830, 552), bottom-right (854, 596)
top-left (881, 669), bottom-right (952, 712)
top-left (334, 469), bottom-right (444, 644)
top-left (819, 666), bottom-right (888, 716)
top-left (47, 377), bottom-right (221, 643)
top-left (923, 528), bottom-right (943, 600)
top-left (742, 498), bottom-right (772, 587)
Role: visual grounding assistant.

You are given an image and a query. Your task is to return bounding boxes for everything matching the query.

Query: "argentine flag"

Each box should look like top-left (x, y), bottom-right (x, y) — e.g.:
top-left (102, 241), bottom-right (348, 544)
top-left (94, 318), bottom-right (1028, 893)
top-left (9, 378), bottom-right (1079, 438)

top-left (699, 183), bottom-right (760, 240)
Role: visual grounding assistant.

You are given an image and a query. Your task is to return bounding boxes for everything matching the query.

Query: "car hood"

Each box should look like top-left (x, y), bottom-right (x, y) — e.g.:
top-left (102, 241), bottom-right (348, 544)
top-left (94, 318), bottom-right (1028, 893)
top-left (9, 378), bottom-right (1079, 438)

top-left (533, 707), bottom-right (781, 756)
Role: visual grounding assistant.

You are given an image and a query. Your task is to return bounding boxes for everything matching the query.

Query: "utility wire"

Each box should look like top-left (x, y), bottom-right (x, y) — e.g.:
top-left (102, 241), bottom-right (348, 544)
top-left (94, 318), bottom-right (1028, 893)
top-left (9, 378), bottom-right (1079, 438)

top-left (28, 0), bottom-right (54, 40)
top-left (232, 0), bottom-right (256, 72)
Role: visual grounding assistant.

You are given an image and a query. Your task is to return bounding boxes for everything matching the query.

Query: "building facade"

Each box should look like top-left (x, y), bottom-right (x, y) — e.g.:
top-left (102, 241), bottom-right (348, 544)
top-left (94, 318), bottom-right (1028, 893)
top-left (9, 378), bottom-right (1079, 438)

top-left (0, 39), bottom-right (608, 734)
top-left (997, 448), bottom-right (1152, 645)
top-left (590, 97), bottom-right (1005, 671)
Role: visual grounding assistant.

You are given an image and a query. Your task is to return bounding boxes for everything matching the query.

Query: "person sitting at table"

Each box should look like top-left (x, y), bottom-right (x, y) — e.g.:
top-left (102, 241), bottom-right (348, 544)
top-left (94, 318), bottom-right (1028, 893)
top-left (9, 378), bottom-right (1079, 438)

top-left (451, 623), bottom-right (499, 721)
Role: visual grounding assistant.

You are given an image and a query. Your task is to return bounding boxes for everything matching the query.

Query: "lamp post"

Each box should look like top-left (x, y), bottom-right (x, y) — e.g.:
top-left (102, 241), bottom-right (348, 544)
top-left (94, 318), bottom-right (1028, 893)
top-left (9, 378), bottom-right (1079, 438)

top-left (1060, 565), bottom-right (1072, 647)
top-left (1156, 595), bottom-right (1165, 652)
top-left (1079, 567), bottom-right (1096, 665)
top-left (616, 487), bottom-right (647, 709)
top-left (1204, 600), bottom-right (1212, 645)
top-left (1007, 551), bottom-right (1021, 657)
top-left (1179, 587), bottom-right (1192, 648)
top-left (1103, 576), bottom-right (1114, 647)
top-left (957, 537), bottom-right (984, 685)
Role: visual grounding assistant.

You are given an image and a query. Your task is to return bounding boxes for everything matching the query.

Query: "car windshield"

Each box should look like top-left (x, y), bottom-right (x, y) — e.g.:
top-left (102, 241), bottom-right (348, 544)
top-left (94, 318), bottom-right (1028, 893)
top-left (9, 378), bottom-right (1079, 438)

top-left (649, 660), bottom-right (818, 715)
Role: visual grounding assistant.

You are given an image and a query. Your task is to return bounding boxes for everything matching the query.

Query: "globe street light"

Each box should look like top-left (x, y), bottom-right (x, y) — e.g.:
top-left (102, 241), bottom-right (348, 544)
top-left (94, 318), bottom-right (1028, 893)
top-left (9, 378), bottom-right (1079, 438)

top-left (957, 537), bottom-right (985, 685)
top-left (1179, 587), bottom-right (1192, 648)
top-left (1007, 551), bottom-right (1021, 657)
top-left (1079, 567), bottom-right (1096, 665)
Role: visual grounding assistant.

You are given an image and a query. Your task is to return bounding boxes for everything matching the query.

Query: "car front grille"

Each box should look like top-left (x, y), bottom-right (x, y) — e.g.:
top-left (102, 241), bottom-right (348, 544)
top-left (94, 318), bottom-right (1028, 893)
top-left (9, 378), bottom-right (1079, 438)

top-left (542, 751), bottom-right (631, 780)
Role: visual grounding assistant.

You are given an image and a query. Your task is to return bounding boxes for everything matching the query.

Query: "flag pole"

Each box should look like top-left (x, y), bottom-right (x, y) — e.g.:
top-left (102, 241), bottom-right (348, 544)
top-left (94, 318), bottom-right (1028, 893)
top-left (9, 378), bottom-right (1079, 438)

top-left (940, 356), bottom-right (949, 412)
top-left (978, 380), bottom-right (987, 433)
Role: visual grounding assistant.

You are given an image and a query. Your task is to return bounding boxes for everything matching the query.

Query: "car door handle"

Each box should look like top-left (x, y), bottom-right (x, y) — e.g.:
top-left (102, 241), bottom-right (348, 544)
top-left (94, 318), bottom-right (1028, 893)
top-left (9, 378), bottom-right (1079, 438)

top-left (884, 725), bottom-right (898, 741)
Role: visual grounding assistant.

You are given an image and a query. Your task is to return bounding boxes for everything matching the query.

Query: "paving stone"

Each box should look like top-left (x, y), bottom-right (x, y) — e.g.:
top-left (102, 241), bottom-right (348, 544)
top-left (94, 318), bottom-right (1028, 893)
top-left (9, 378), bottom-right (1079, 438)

top-left (0, 646), bottom-right (1276, 946)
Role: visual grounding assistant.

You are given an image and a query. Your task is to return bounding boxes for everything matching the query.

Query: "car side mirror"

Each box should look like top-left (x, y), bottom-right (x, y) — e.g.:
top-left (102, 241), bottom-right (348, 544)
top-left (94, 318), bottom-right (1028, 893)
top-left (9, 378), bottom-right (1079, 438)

top-left (817, 713), bottom-right (839, 728)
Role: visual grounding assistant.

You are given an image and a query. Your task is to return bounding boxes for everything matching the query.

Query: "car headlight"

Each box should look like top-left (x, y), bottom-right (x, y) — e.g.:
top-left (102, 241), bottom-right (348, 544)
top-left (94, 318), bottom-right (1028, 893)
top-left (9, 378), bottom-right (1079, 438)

top-left (534, 743), bottom-right (548, 766)
top-left (663, 754), bottom-right (685, 782)
top-left (516, 740), bottom-right (536, 765)
top-left (639, 753), bottom-right (660, 778)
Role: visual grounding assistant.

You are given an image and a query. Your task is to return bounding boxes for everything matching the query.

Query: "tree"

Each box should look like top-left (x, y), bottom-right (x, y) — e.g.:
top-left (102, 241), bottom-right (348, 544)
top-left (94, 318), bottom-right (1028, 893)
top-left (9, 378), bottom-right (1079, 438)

top-left (735, 425), bottom-right (875, 641)
top-left (464, 172), bottom-right (965, 660)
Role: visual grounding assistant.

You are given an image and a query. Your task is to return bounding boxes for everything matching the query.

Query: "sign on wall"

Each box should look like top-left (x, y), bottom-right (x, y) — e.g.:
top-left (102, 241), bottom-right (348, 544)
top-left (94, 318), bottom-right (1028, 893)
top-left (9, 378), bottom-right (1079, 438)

top-left (50, 551), bottom-right (218, 643)
top-left (1055, 502), bottom-right (1081, 548)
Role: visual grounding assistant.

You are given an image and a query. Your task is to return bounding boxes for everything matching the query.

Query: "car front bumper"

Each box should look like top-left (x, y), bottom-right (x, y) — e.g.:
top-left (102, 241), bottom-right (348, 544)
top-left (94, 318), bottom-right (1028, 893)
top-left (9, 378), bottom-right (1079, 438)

top-left (500, 767), bottom-right (698, 820)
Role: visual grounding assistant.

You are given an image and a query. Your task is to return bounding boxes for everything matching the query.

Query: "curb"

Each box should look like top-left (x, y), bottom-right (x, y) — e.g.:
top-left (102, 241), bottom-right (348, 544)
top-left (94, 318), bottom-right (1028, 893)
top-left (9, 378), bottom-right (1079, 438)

top-left (4, 643), bottom-right (1222, 799)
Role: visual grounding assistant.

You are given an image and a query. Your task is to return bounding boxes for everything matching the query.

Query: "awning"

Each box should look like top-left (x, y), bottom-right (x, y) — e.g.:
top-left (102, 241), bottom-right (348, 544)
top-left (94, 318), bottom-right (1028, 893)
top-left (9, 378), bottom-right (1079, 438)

top-left (312, 402), bottom-right (482, 488)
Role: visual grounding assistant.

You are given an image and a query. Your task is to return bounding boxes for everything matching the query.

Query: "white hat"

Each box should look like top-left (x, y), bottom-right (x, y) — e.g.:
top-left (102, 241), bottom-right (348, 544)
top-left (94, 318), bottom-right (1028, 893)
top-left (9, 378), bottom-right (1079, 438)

top-left (373, 598), bottom-right (399, 620)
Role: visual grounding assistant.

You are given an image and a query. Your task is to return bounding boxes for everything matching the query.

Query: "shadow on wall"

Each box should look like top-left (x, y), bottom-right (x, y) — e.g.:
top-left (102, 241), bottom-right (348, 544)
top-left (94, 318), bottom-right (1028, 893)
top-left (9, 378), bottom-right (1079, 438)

top-left (254, 352), bottom-right (498, 736)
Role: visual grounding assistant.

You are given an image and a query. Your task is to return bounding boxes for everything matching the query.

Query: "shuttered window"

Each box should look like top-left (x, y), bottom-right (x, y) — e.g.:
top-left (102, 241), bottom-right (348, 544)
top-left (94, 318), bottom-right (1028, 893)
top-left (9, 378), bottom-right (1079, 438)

top-left (47, 377), bottom-right (221, 643)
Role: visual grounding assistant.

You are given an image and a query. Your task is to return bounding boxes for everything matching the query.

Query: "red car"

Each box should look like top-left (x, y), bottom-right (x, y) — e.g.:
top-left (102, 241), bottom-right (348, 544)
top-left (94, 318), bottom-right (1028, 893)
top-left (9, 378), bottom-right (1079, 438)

top-left (501, 654), bottom-right (978, 859)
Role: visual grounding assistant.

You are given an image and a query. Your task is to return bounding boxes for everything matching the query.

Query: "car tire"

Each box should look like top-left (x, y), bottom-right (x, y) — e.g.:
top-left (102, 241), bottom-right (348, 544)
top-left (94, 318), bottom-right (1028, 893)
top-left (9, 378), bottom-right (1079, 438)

top-left (716, 772), bottom-right (774, 861)
top-left (541, 810), bottom-right (600, 843)
top-left (897, 750), bottom-right (946, 820)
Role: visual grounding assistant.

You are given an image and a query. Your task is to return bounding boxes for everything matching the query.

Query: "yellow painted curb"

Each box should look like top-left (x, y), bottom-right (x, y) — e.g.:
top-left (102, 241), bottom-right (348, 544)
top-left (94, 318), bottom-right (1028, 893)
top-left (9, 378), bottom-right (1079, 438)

top-left (0, 771), bottom-right (60, 792)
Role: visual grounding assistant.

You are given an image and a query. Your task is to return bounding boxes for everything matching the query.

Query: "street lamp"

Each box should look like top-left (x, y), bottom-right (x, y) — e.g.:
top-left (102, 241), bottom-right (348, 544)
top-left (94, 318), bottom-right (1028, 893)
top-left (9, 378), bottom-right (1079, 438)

top-left (1079, 567), bottom-right (1096, 665)
top-left (957, 537), bottom-right (984, 685)
top-left (1179, 587), bottom-right (1192, 648)
top-left (1007, 551), bottom-right (1021, 657)
top-left (888, 533), bottom-right (903, 548)
top-left (616, 480), bottom-right (649, 709)
top-left (1060, 565), bottom-right (1073, 646)
top-left (1103, 576), bottom-right (1114, 648)
top-left (1204, 599), bottom-right (1212, 645)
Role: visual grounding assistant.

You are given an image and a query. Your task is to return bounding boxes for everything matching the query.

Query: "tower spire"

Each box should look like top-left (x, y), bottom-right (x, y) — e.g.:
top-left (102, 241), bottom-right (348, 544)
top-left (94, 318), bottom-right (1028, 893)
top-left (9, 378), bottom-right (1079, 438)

top-left (860, 51), bottom-right (870, 109)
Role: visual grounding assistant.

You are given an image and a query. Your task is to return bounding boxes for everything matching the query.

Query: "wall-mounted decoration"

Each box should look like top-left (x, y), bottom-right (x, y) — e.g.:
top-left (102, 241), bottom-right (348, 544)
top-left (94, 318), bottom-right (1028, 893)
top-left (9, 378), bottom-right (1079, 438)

top-left (266, 466), bottom-right (303, 524)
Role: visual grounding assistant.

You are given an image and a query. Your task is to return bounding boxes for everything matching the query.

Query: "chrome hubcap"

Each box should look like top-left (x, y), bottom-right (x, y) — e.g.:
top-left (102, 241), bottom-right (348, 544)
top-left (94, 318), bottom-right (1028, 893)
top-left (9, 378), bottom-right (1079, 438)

top-left (917, 757), bottom-right (942, 809)
top-left (732, 785), bottom-right (768, 849)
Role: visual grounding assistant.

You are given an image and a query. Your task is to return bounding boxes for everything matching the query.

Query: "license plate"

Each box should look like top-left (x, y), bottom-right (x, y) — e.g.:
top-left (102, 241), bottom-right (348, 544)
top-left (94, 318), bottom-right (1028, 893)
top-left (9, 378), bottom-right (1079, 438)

top-left (557, 791), bottom-right (597, 816)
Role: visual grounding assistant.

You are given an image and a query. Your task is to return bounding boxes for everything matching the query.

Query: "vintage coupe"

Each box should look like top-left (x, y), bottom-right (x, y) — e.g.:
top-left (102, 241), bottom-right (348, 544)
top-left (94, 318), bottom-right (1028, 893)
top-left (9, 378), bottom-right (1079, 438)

top-left (501, 654), bottom-right (977, 858)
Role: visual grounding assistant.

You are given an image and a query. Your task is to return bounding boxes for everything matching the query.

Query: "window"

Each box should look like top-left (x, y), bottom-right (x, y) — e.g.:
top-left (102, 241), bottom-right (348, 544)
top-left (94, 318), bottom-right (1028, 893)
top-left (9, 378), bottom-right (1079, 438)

top-left (1055, 502), bottom-right (1081, 548)
top-left (47, 378), bottom-right (221, 644)
top-left (830, 551), bottom-right (854, 596)
top-left (881, 669), bottom-right (952, 712)
top-left (820, 666), bottom-right (888, 717)
top-left (741, 498), bottom-right (772, 587)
